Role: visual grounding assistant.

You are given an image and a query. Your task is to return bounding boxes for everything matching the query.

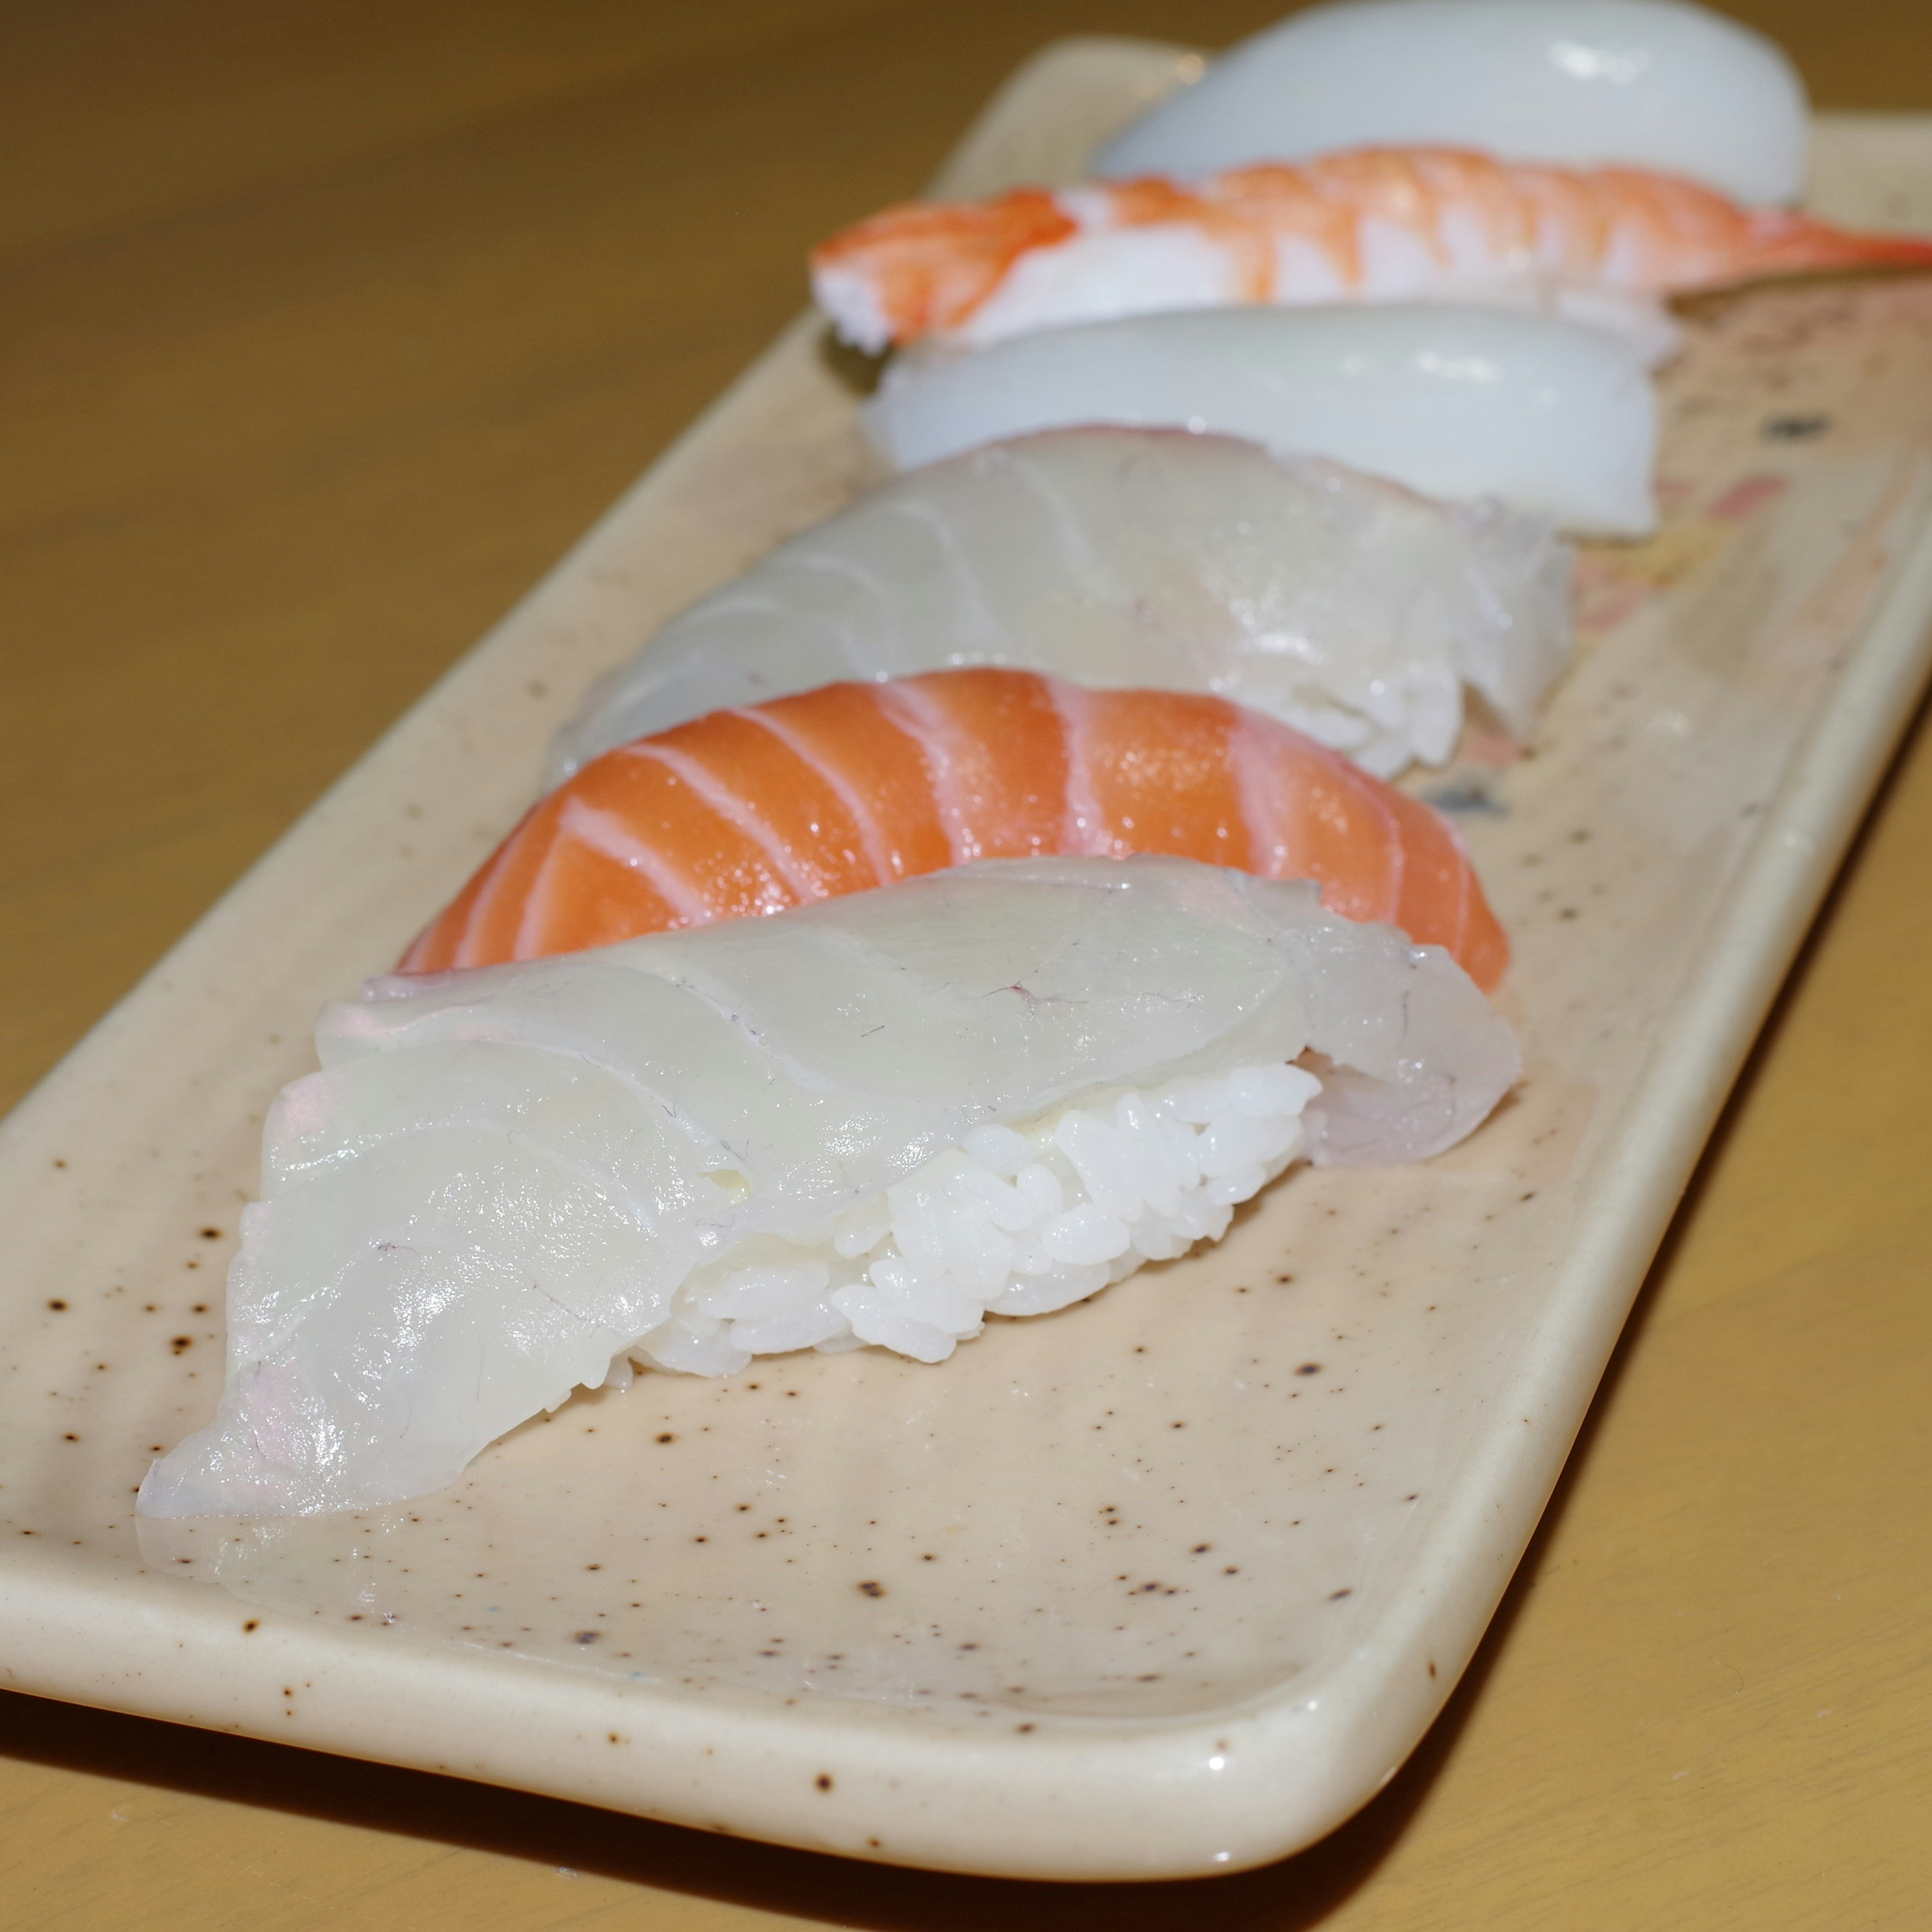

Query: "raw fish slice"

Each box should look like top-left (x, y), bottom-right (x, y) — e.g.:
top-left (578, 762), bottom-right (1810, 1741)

top-left (813, 150), bottom-right (1932, 359)
top-left (404, 667), bottom-right (1508, 989)
top-left (1094, 0), bottom-right (1808, 207)
top-left (138, 856), bottom-right (1521, 1518)
top-left (863, 305), bottom-right (1659, 535)
top-left (550, 427), bottom-right (1573, 785)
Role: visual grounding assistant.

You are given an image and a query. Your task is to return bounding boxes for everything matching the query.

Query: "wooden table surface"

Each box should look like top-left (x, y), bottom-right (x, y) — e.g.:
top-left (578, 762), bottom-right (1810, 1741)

top-left (4, 3), bottom-right (1929, 1925)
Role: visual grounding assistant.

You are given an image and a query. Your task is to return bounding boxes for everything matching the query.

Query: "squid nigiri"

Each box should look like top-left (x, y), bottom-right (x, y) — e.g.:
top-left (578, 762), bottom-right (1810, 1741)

top-left (1094, 0), bottom-right (1808, 207)
top-left (552, 427), bottom-right (1573, 785)
top-left (812, 149), bottom-right (1932, 361)
top-left (404, 666), bottom-right (1509, 990)
top-left (864, 305), bottom-right (1658, 535)
top-left (139, 856), bottom-right (1520, 1517)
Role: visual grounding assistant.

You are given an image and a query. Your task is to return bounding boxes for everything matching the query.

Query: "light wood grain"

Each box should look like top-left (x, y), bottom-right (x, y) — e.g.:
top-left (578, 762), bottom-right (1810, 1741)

top-left (3, 2), bottom-right (1929, 1925)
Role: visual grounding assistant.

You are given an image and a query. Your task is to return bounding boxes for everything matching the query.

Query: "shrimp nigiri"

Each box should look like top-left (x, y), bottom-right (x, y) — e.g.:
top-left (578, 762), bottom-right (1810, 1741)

top-left (811, 148), bottom-right (1932, 358)
top-left (403, 667), bottom-right (1508, 989)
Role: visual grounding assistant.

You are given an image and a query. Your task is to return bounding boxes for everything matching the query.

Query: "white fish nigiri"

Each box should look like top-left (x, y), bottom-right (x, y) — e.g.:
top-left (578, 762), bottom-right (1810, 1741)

top-left (139, 856), bottom-right (1518, 1518)
top-left (1094, 0), bottom-right (1807, 209)
top-left (865, 306), bottom-right (1658, 537)
top-left (550, 428), bottom-right (1573, 785)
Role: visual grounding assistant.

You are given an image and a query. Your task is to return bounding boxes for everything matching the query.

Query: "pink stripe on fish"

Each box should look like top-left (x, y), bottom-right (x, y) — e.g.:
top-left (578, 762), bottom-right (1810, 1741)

top-left (622, 743), bottom-right (818, 902)
top-left (551, 795), bottom-right (713, 928)
top-left (1046, 678), bottom-right (1111, 857)
top-left (452, 832), bottom-right (539, 971)
top-left (1230, 709), bottom-right (1293, 880)
top-left (728, 703), bottom-right (895, 885)
top-left (872, 678), bottom-right (977, 863)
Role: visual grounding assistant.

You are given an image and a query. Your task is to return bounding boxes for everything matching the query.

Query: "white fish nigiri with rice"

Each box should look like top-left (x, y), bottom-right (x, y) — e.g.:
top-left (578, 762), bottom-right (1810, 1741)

top-left (865, 305), bottom-right (1660, 536)
top-left (138, 857), bottom-right (1518, 1519)
top-left (1093, 0), bottom-right (1809, 206)
top-left (551, 427), bottom-right (1574, 785)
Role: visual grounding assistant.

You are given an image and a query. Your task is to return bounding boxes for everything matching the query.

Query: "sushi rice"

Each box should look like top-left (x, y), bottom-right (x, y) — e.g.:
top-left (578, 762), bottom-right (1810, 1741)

top-left (639, 1059), bottom-right (1319, 1373)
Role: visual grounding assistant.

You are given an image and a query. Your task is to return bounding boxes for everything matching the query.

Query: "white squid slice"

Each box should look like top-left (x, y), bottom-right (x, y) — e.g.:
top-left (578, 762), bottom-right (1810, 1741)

top-left (864, 306), bottom-right (1659, 537)
top-left (1095, 0), bottom-right (1807, 209)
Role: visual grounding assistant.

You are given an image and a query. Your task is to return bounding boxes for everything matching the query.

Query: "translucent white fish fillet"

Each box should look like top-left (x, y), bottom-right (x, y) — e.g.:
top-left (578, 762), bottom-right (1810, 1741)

top-left (549, 428), bottom-right (1573, 785)
top-left (865, 306), bottom-right (1658, 537)
top-left (138, 856), bottom-right (1519, 1518)
top-left (1095, 0), bottom-right (1807, 208)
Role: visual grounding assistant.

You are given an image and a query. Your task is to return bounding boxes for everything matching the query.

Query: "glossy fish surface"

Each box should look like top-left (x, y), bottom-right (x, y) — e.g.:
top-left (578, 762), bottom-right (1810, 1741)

top-left (553, 427), bottom-right (1573, 785)
top-left (411, 667), bottom-right (1508, 989)
top-left (139, 857), bottom-right (1520, 1518)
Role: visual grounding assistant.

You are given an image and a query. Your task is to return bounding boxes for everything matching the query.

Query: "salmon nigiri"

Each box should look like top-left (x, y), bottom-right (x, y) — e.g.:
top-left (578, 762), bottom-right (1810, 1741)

top-left (401, 667), bottom-right (1508, 989)
top-left (811, 148), bottom-right (1932, 356)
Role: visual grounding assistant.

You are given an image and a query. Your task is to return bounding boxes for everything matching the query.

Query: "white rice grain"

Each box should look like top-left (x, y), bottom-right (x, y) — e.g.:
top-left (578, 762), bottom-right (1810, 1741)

top-left (625, 1060), bottom-right (1321, 1376)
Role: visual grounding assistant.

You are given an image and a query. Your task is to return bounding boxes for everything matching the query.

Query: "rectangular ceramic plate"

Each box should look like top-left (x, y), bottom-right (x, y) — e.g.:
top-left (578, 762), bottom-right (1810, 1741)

top-left (7, 39), bottom-right (1932, 1884)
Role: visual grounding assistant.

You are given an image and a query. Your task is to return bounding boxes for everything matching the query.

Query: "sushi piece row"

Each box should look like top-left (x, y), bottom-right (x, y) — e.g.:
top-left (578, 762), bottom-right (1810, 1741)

top-left (142, 0), bottom-right (1897, 1520)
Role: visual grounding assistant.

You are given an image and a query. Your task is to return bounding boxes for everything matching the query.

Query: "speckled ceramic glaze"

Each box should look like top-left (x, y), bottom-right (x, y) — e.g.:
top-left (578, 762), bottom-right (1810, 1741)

top-left (6, 40), bottom-right (1932, 1882)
